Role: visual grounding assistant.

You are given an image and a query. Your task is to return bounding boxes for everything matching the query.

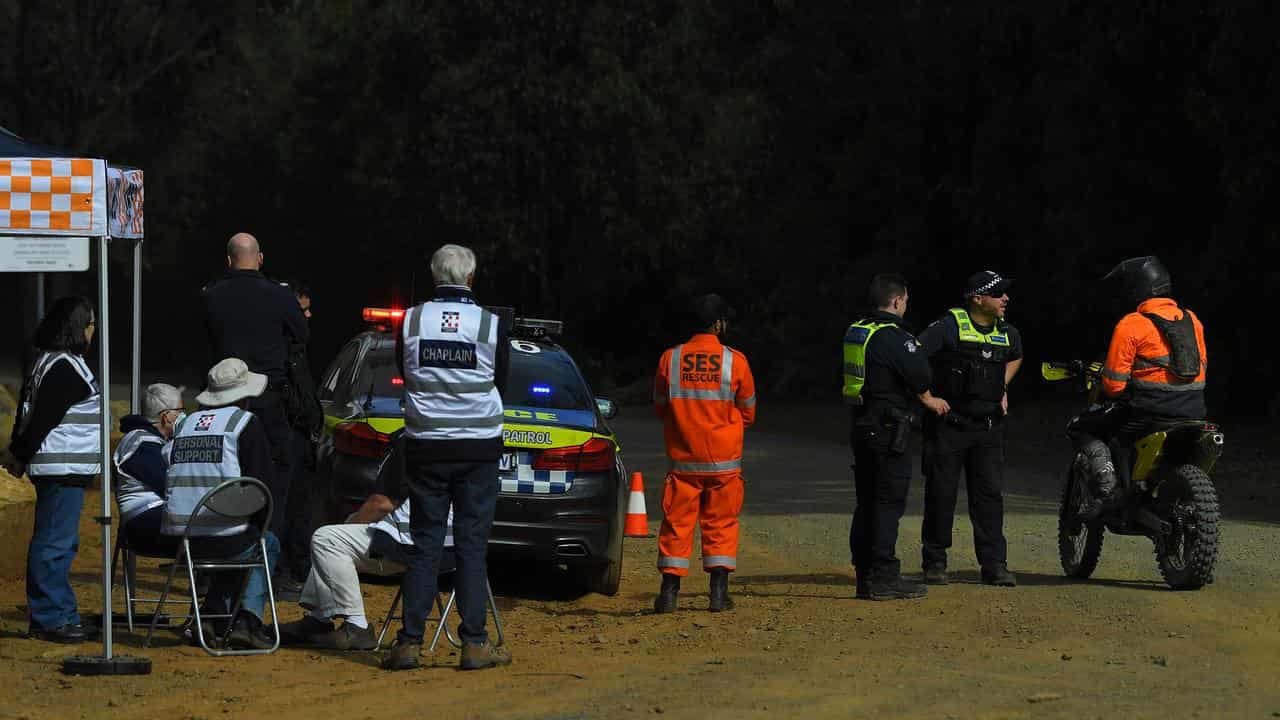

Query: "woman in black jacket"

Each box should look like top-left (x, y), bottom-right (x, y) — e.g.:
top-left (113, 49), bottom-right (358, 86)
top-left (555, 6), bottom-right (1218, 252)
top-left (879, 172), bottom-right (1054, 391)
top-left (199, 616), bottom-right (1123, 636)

top-left (4, 297), bottom-right (101, 644)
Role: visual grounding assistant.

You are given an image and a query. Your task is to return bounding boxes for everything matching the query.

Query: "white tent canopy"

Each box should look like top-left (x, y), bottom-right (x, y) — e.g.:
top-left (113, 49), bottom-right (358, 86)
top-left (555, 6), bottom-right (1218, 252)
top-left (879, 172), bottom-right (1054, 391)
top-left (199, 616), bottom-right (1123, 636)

top-left (2, 125), bottom-right (147, 673)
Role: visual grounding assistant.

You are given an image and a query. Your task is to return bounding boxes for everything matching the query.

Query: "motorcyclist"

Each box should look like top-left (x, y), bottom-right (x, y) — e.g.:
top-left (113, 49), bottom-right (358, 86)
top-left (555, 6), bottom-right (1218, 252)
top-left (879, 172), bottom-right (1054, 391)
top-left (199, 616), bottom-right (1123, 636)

top-left (1068, 256), bottom-right (1207, 517)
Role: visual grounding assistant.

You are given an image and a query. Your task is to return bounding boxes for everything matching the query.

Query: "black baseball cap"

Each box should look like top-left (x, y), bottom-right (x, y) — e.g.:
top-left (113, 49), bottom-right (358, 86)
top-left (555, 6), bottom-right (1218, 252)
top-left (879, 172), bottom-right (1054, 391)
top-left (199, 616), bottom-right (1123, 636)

top-left (692, 293), bottom-right (737, 327)
top-left (964, 270), bottom-right (1014, 298)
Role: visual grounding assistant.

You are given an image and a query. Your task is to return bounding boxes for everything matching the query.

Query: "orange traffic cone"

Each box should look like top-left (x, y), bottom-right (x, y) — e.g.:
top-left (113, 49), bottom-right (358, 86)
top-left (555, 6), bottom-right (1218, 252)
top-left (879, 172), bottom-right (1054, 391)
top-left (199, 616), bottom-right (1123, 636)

top-left (624, 471), bottom-right (652, 538)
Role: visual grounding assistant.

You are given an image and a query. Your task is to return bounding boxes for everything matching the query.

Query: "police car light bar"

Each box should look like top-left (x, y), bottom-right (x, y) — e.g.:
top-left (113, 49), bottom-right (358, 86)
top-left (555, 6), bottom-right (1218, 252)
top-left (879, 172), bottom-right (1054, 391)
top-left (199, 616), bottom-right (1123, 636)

top-left (513, 317), bottom-right (563, 337)
top-left (363, 307), bottom-right (405, 324)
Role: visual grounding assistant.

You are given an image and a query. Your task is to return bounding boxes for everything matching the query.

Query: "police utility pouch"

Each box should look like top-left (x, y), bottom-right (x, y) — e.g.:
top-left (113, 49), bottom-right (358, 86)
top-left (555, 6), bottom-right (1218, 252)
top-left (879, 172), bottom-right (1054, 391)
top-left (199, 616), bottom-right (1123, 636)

top-left (882, 407), bottom-right (914, 455)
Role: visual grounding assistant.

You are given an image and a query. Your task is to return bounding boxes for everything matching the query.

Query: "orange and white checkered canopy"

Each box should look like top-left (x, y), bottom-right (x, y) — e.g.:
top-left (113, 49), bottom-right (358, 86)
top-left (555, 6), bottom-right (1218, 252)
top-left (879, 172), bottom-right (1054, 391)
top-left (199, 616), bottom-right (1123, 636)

top-left (0, 157), bottom-right (108, 236)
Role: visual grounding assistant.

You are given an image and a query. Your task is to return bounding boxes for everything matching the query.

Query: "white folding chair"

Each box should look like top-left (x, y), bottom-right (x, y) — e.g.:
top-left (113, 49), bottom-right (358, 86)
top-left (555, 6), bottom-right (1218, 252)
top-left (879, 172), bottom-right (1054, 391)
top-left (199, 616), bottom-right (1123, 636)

top-left (144, 477), bottom-right (281, 656)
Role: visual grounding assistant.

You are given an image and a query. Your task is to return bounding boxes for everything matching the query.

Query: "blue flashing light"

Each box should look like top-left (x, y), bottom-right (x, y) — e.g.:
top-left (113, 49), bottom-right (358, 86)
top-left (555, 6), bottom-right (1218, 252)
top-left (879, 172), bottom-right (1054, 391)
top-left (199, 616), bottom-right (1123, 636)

top-left (530, 384), bottom-right (552, 395)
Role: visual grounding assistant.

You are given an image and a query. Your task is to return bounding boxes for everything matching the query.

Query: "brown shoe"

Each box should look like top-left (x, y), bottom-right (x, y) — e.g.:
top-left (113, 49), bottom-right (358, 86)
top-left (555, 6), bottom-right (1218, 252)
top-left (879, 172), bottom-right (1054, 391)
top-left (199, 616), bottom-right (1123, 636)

top-left (380, 636), bottom-right (422, 671)
top-left (316, 622), bottom-right (377, 651)
top-left (459, 640), bottom-right (512, 670)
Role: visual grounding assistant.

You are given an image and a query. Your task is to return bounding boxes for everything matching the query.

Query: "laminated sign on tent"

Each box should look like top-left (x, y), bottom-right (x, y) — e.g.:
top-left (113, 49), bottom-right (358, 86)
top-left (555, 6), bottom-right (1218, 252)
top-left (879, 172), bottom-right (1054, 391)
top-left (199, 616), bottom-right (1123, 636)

top-left (2, 125), bottom-right (149, 675)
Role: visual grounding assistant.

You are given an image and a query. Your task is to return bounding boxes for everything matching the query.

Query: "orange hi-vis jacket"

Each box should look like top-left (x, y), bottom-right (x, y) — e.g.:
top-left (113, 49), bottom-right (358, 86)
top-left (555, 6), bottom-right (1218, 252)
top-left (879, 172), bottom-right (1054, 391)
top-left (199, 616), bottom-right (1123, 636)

top-left (1101, 297), bottom-right (1207, 419)
top-left (653, 333), bottom-right (756, 474)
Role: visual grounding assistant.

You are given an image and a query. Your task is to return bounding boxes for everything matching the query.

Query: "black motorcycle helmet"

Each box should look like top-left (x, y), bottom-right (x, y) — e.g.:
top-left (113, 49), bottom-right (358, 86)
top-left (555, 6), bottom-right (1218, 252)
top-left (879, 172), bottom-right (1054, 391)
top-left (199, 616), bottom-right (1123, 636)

top-left (1102, 256), bottom-right (1172, 306)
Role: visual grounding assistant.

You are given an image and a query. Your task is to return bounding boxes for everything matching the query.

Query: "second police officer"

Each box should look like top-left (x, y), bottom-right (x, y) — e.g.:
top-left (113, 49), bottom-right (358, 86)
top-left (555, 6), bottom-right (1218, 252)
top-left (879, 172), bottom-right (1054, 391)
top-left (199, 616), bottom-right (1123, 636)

top-left (842, 274), bottom-right (947, 601)
top-left (916, 271), bottom-right (1022, 587)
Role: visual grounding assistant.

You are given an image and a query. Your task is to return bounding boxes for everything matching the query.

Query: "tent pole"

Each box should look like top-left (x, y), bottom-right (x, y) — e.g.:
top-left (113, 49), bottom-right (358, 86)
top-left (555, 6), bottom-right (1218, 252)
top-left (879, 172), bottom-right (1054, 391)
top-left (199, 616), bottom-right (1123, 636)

top-left (98, 235), bottom-right (113, 660)
top-left (35, 272), bottom-right (45, 321)
top-left (131, 240), bottom-right (142, 413)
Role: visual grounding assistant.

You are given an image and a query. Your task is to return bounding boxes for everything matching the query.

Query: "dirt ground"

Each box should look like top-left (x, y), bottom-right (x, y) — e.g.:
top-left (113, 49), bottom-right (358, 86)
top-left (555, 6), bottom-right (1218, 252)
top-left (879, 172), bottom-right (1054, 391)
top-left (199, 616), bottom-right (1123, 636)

top-left (1, 401), bottom-right (1278, 720)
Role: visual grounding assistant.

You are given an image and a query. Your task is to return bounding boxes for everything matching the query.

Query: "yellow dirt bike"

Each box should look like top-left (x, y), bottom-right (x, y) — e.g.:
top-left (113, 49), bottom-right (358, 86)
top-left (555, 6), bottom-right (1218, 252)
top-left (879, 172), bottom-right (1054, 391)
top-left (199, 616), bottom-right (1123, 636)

top-left (1042, 361), bottom-right (1224, 590)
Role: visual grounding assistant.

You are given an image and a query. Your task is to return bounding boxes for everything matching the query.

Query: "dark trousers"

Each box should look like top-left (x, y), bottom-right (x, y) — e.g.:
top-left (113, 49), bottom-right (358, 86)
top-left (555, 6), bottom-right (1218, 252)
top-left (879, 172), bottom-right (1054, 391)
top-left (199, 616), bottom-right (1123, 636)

top-left (921, 419), bottom-right (1008, 570)
top-left (247, 390), bottom-right (292, 524)
top-left (121, 506), bottom-right (182, 558)
top-left (27, 479), bottom-right (84, 630)
top-left (281, 428), bottom-right (315, 579)
top-left (398, 449), bottom-right (497, 645)
top-left (849, 428), bottom-right (912, 581)
top-left (1067, 403), bottom-right (1140, 490)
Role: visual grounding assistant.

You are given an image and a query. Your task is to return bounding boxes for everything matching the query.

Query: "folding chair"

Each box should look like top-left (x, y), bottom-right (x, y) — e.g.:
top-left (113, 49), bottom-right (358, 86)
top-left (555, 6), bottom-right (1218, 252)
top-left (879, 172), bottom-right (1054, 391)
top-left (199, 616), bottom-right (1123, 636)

top-left (145, 477), bottom-right (281, 656)
top-left (375, 551), bottom-right (505, 652)
top-left (110, 532), bottom-right (194, 633)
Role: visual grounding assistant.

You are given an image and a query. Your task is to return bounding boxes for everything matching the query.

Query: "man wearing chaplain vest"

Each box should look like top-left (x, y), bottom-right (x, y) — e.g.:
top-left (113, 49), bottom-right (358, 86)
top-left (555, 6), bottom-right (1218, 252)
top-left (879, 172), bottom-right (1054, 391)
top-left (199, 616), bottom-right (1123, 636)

top-left (165, 357), bottom-right (282, 650)
top-left (382, 243), bottom-right (511, 672)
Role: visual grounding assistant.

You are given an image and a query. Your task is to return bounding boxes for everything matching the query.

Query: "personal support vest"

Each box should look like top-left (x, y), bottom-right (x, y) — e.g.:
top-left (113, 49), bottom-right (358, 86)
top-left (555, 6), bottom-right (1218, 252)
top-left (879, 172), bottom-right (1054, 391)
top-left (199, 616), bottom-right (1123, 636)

top-left (162, 405), bottom-right (255, 537)
top-left (842, 320), bottom-right (897, 402)
top-left (401, 298), bottom-right (504, 441)
top-left (369, 500), bottom-right (454, 548)
top-left (931, 308), bottom-right (1012, 409)
top-left (113, 428), bottom-right (166, 524)
top-left (22, 352), bottom-right (102, 478)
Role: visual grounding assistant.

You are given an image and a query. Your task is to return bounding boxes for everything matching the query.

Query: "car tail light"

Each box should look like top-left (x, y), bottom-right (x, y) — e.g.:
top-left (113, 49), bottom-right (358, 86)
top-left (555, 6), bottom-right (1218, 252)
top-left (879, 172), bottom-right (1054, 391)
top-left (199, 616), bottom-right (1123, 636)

top-left (532, 437), bottom-right (615, 473)
top-left (334, 422), bottom-right (390, 458)
top-left (362, 307), bottom-right (405, 324)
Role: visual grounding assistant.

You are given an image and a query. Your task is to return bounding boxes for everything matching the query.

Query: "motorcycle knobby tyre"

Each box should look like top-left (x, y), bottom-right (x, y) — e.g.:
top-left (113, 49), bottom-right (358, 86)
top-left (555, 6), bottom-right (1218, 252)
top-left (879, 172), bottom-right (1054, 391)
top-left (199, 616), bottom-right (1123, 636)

top-left (1058, 460), bottom-right (1105, 578)
top-left (1155, 464), bottom-right (1220, 590)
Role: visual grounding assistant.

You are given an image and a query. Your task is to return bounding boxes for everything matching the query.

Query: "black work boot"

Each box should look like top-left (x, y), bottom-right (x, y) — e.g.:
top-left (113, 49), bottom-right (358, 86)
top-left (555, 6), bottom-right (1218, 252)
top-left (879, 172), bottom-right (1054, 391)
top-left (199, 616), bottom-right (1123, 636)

top-left (865, 575), bottom-right (927, 601)
top-left (653, 574), bottom-right (680, 614)
top-left (981, 563), bottom-right (1017, 587)
top-left (922, 565), bottom-right (949, 585)
top-left (708, 568), bottom-right (734, 613)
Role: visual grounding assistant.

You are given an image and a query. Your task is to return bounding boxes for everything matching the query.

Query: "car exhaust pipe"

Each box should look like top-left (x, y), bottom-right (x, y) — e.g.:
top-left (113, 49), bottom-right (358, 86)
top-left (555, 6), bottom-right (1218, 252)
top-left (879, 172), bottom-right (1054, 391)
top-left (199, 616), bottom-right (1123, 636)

top-left (556, 542), bottom-right (589, 559)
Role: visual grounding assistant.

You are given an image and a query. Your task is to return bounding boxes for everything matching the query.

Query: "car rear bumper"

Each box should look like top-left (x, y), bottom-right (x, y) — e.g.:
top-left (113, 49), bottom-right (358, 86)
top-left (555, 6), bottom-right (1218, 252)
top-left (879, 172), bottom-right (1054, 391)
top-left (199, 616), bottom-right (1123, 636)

top-left (326, 454), bottom-right (620, 567)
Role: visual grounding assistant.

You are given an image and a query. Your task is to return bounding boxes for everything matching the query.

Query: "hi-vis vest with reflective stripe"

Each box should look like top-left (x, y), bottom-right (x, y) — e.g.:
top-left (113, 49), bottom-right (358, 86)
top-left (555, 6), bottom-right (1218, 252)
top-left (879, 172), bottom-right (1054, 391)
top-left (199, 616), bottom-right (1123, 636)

top-left (162, 405), bottom-right (254, 537)
top-left (660, 343), bottom-right (753, 473)
top-left (113, 428), bottom-right (166, 524)
top-left (949, 308), bottom-right (1012, 349)
top-left (841, 320), bottom-right (896, 402)
top-left (401, 298), bottom-right (503, 441)
top-left (369, 500), bottom-right (454, 548)
top-left (23, 352), bottom-right (102, 478)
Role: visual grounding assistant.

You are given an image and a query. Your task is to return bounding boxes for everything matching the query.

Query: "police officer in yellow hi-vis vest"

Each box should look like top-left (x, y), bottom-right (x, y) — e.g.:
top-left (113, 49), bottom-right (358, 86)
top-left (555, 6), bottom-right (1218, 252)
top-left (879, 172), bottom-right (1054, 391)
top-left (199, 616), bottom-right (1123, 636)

top-left (842, 274), bottom-right (947, 601)
top-left (916, 271), bottom-right (1023, 587)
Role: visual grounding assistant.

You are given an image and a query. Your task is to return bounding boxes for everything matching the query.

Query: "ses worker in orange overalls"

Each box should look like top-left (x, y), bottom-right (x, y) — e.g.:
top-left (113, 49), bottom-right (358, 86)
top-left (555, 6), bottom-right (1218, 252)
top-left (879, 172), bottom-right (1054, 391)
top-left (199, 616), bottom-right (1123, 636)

top-left (1068, 256), bottom-right (1208, 517)
top-left (652, 294), bottom-right (756, 613)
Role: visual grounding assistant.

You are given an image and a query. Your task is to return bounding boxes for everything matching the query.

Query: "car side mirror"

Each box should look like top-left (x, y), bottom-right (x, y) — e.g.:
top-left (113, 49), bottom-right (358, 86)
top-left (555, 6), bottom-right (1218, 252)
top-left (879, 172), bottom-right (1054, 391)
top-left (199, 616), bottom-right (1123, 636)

top-left (595, 397), bottom-right (618, 420)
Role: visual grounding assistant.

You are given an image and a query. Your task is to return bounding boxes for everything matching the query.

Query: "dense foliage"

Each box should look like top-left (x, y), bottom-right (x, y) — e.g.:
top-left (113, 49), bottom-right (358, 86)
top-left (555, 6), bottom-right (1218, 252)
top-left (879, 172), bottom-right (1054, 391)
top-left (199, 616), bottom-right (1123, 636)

top-left (2, 1), bottom-right (1275, 414)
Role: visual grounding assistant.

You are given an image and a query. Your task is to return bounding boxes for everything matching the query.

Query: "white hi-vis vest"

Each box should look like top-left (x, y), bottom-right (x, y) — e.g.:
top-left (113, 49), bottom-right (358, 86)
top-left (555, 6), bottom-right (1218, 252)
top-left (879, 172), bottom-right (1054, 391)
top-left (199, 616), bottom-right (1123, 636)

top-left (369, 500), bottom-right (454, 548)
top-left (22, 352), bottom-right (102, 478)
top-left (401, 296), bottom-right (504, 441)
top-left (162, 405), bottom-right (255, 537)
top-left (113, 428), bottom-right (166, 524)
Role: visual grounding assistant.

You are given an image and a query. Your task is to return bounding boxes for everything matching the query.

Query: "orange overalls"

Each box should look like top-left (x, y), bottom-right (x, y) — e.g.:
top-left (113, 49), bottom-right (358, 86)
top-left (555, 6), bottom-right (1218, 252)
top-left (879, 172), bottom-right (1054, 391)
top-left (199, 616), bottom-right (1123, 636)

top-left (652, 333), bottom-right (756, 576)
top-left (1101, 298), bottom-right (1208, 418)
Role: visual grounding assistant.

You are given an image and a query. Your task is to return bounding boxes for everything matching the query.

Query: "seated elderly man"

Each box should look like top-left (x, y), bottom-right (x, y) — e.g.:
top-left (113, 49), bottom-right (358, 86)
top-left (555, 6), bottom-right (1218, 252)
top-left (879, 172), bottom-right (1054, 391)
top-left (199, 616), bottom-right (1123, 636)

top-left (113, 383), bottom-right (185, 557)
top-left (277, 431), bottom-right (452, 651)
top-left (164, 358), bottom-right (282, 650)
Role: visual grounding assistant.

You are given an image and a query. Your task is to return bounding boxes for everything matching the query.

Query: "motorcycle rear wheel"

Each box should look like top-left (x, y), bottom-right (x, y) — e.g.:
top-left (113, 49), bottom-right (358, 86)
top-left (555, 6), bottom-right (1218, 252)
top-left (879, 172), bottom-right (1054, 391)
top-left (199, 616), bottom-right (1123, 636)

top-left (1154, 464), bottom-right (1219, 590)
top-left (1058, 461), bottom-right (1105, 578)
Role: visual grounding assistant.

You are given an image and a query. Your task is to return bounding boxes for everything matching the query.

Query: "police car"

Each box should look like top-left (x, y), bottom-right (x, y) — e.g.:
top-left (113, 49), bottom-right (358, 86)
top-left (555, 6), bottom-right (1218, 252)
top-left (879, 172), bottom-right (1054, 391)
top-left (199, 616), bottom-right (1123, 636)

top-left (312, 308), bottom-right (626, 595)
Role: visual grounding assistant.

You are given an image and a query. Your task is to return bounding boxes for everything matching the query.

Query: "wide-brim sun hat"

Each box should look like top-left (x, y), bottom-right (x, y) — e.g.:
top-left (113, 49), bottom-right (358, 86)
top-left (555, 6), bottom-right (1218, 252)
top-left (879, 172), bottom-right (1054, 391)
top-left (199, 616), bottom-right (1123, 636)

top-left (195, 358), bottom-right (267, 407)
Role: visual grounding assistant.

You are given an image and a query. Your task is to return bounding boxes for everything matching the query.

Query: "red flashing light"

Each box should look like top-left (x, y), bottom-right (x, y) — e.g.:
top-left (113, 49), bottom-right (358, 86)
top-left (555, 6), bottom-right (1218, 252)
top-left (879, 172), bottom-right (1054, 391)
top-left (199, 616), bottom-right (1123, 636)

top-left (391, 376), bottom-right (404, 386)
top-left (531, 437), bottom-right (615, 473)
top-left (362, 307), bottom-right (405, 324)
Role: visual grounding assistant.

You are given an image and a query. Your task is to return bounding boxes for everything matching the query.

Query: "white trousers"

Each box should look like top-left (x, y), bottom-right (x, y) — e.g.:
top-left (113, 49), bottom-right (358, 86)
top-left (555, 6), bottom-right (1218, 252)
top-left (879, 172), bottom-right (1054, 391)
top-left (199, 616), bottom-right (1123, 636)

top-left (300, 524), bottom-right (405, 619)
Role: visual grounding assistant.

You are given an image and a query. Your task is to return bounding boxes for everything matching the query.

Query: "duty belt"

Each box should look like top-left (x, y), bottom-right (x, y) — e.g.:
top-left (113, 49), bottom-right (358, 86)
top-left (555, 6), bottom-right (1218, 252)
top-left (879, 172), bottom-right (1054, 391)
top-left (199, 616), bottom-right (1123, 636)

top-left (944, 413), bottom-right (999, 431)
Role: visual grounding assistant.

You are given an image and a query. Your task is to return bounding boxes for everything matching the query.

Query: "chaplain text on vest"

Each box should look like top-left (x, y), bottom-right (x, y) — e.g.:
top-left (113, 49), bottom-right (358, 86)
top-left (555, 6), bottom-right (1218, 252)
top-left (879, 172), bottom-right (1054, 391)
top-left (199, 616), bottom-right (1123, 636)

top-left (418, 339), bottom-right (478, 369)
top-left (171, 435), bottom-right (225, 464)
